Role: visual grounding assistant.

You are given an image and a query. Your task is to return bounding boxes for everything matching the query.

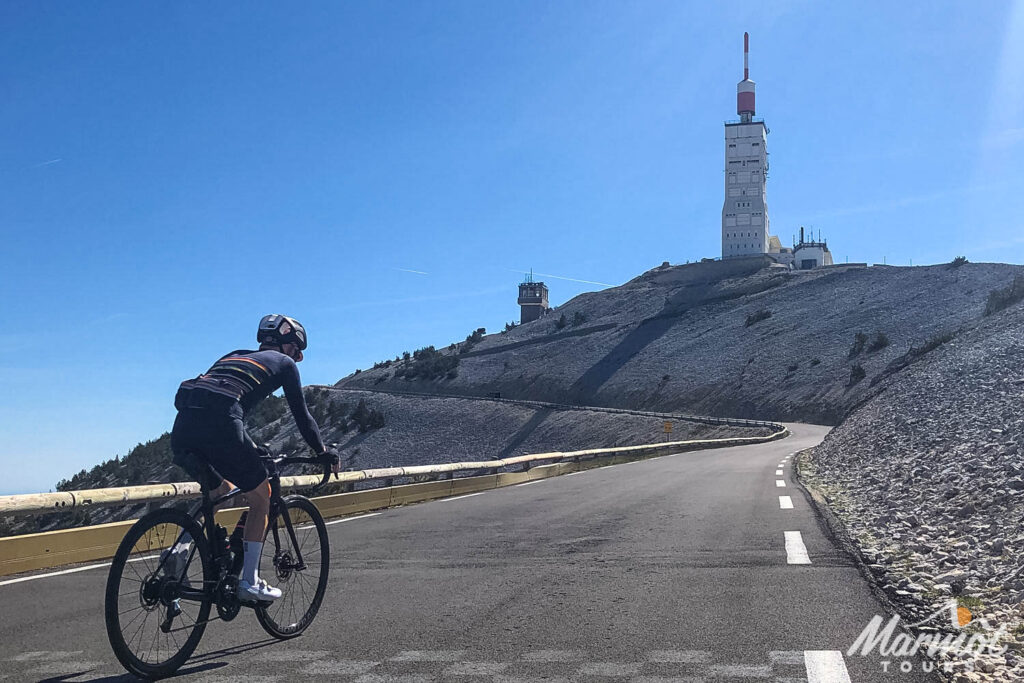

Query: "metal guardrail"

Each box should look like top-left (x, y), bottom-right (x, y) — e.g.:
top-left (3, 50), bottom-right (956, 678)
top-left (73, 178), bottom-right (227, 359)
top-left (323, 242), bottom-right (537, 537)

top-left (332, 386), bottom-right (781, 430)
top-left (0, 423), bottom-right (787, 517)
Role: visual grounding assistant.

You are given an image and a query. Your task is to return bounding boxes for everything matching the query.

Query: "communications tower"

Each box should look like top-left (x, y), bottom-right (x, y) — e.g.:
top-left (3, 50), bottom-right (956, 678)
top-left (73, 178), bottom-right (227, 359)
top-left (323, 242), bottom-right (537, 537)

top-left (722, 33), bottom-right (773, 259)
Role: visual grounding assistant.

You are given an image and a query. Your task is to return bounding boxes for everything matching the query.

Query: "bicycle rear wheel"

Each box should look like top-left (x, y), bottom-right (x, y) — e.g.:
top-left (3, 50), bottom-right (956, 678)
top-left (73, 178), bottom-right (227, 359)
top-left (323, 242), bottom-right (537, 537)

top-left (105, 508), bottom-right (212, 679)
top-left (255, 495), bottom-right (330, 638)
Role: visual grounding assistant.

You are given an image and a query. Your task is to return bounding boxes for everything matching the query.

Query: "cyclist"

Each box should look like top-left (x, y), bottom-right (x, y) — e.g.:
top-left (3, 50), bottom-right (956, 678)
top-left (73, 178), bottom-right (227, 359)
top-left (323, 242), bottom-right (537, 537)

top-left (169, 314), bottom-right (331, 602)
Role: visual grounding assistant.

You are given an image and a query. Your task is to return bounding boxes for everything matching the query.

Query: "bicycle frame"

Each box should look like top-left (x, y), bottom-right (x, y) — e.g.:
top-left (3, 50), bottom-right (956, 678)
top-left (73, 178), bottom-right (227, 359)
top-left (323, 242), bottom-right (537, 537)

top-left (155, 458), bottom-right (322, 606)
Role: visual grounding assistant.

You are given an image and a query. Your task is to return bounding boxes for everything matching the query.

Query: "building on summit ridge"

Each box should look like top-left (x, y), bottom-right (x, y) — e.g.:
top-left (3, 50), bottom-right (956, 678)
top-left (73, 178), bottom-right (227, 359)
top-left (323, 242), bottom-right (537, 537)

top-left (518, 270), bottom-right (549, 323)
top-left (719, 33), bottom-right (834, 270)
top-left (722, 32), bottom-right (774, 261)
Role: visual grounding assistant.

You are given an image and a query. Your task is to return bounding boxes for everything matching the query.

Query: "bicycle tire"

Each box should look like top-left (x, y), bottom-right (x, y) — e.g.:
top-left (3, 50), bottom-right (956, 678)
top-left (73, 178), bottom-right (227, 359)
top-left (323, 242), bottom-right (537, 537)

top-left (255, 495), bottom-right (330, 639)
top-left (105, 508), bottom-right (213, 679)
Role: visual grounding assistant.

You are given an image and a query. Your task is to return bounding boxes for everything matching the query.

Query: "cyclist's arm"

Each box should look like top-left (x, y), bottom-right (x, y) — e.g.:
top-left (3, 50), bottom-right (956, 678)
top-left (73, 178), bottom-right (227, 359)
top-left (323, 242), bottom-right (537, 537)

top-left (280, 359), bottom-right (327, 454)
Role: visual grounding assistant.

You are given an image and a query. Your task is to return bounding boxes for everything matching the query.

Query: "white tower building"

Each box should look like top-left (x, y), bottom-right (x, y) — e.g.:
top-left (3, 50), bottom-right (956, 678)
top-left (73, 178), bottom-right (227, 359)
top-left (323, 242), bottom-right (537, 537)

top-left (722, 33), bottom-right (774, 259)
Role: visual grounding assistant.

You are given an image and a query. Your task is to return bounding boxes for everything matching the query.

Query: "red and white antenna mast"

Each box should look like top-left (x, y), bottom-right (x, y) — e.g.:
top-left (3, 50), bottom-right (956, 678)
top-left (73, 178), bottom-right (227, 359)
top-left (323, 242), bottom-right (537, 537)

top-left (737, 32), bottom-right (756, 121)
top-left (744, 31), bottom-right (749, 80)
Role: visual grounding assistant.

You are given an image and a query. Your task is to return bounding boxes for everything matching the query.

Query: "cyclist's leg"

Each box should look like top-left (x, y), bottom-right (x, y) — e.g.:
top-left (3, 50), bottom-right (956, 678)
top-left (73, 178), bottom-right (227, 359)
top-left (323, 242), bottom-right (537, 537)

top-left (197, 419), bottom-right (279, 600)
top-left (239, 478), bottom-right (279, 599)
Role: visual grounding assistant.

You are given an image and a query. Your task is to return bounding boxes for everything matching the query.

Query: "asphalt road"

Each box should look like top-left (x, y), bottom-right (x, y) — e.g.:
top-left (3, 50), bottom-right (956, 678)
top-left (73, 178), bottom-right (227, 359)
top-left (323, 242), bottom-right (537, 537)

top-left (0, 423), bottom-right (939, 682)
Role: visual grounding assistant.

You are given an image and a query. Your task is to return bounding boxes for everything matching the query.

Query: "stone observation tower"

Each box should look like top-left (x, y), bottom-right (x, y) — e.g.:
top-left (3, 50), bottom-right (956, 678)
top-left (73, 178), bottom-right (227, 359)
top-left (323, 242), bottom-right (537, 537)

top-left (517, 270), bottom-right (549, 324)
top-left (722, 32), bottom-right (776, 259)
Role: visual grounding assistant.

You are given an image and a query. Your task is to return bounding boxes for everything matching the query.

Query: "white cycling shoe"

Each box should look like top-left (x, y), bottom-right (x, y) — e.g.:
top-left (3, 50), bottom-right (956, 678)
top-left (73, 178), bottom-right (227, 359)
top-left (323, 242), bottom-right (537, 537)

top-left (160, 545), bottom-right (192, 588)
top-left (238, 578), bottom-right (282, 602)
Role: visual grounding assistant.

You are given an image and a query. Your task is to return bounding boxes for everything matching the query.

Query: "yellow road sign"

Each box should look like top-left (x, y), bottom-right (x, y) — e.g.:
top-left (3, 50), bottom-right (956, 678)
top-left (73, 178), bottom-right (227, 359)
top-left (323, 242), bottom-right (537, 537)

top-left (663, 421), bottom-right (673, 433)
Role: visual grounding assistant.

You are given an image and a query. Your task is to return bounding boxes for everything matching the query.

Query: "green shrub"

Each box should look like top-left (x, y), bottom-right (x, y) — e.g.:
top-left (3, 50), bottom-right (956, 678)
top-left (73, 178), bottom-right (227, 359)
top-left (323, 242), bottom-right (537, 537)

top-left (745, 309), bottom-right (772, 327)
top-left (401, 346), bottom-right (459, 380)
top-left (913, 331), bottom-right (955, 357)
top-left (848, 332), bottom-right (869, 358)
top-left (848, 363), bottom-right (866, 386)
top-left (571, 311), bottom-right (588, 327)
top-left (984, 276), bottom-right (1024, 316)
top-left (867, 331), bottom-right (890, 352)
top-left (350, 398), bottom-right (386, 432)
top-left (461, 328), bottom-right (486, 353)
top-left (948, 255), bottom-right (968, 269)
top-left (554, 313), bottom-right (568, 330)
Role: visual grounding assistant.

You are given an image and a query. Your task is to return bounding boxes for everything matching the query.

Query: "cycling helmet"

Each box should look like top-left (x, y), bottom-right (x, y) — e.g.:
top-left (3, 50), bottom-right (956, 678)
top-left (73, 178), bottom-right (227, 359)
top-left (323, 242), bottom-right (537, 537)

top-left (257, 314), bottom-right (308, 350)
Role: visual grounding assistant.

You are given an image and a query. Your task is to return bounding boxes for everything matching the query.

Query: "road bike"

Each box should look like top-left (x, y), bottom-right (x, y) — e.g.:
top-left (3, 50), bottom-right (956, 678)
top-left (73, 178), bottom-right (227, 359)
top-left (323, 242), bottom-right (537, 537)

top-left (104, 450), bottom-right (335, 679)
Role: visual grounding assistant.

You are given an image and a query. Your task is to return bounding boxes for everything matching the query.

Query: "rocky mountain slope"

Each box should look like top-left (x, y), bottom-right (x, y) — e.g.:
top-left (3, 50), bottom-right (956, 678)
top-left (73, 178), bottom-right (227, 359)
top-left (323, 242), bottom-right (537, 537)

top-left (803, 281), bottom-right (1024, 680)
top-left (4, 392), bottom-right (763, 535)
top-left (339, 258), bottom-right (1024, 425)
top-left (12, 256), bottom-right (1024, 680)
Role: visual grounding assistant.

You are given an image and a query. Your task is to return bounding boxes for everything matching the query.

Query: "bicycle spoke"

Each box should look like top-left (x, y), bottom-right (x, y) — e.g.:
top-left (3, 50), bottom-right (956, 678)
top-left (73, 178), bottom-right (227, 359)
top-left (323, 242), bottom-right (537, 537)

top-left (106, 509), bottom-right (213, 677)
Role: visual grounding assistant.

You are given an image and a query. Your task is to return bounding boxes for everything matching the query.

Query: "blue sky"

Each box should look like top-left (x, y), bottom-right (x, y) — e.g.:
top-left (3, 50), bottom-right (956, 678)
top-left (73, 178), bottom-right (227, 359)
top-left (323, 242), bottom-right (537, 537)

top-left (1, 2), bottom-right (1021, 494)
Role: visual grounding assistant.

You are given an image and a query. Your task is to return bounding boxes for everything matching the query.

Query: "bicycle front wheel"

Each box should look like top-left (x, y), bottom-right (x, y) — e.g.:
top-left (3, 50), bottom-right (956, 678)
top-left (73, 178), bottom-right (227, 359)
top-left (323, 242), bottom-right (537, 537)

top-left (105, 508), bottom-right (212, 679)
top-left (255, 495), bottom-right (330, 638)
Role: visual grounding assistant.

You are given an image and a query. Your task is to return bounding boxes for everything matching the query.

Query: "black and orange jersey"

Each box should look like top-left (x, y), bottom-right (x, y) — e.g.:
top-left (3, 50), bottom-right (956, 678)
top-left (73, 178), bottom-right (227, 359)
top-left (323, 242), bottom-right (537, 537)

top-left (175, 349), bottom-right (325, 453)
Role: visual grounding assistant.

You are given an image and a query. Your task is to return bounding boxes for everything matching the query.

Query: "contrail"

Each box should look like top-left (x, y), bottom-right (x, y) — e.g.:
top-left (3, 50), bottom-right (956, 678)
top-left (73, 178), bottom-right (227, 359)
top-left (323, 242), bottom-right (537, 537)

top-left (392, 267), bottom-right (429, 275)
top-left (33, 158), bottom-right (63, 168)
top-left (506, 269), bottom-right (614, 288)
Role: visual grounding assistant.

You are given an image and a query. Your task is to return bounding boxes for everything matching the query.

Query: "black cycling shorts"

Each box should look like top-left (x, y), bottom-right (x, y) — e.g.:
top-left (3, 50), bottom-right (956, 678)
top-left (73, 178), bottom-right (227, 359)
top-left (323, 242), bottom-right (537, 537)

top-left (170, 408), bottom-right (268, 493)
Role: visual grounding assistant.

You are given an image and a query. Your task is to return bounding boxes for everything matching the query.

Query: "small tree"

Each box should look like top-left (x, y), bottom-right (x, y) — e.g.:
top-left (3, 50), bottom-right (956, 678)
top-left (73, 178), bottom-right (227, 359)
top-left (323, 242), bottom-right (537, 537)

top-left (868, 331), bottom-right (890, 352)
top-left (351, 398), bottom-right (370, 432)
top-left (745, 309), bottom-right (772, 327)
top-left (985, 276), bottom-right (1024, 316)
top-left (848, 363), bottom-right (866, 386)
top-left (848, 332), bottom-right (869, 358)
top-left (571, 311), bottom-right (588, 327)
top-left (554, 313), bottom-right (568, 330)
top-left (948, 255), bottom-right (968, 269)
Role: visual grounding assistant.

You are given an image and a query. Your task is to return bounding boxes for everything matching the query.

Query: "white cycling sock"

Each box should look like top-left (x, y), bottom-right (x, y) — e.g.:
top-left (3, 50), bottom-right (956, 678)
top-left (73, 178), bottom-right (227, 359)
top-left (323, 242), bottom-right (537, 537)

top-left (172, 531), bottom-right (193, 554)
top-left (242, 540), bottom-right (262, 586)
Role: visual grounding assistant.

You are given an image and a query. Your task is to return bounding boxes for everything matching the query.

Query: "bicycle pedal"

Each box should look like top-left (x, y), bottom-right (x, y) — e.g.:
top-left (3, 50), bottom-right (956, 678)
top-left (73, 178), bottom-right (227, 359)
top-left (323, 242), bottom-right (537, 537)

top-left (238, 597), bottom-right (272, 608)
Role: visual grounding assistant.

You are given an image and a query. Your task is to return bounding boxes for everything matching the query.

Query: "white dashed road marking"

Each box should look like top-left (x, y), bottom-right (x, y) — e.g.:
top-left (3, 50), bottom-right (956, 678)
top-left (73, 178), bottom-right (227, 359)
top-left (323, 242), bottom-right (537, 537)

top-left (779, 496), bottom-right (793, 509)
top-left (522, 650), bottom-right (586, 662)
top-left (445, 662), bottom-right (510, 675)
top-left (0, 554), bottom-right (157, 587)
top-left (775, 469), bottom-right (783, 476)
top-left (645, 651), bottom-right (713, 663)
top-left (439, 493), bottom-right (487, 503)
top-left (299, 660), bottom-right (379, 675)
top-left (0, 648), bottom-right (855, 682)
top-left (11, 652), bottom-right (82, 661)
top-left (804, 650), bottom-right (852, 683)
top-left (708, 663), bottom-right (771, 677)
top-left (389, 651), bottom-right (470, 662)
top-left (785, 531), bottom-right (811, 565)
top-left (776, 480), bottom-right (786, 487)
top-left (323, 512), bottom-right (382, 525)
top-left (768, 650), bottom-right (804, 665)
top-left (254, 650), bottom-right (330, 661)
top-left (578, 663), bottom-right (643, 676)
top-left (355, 675), bottom-right (433, 683)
